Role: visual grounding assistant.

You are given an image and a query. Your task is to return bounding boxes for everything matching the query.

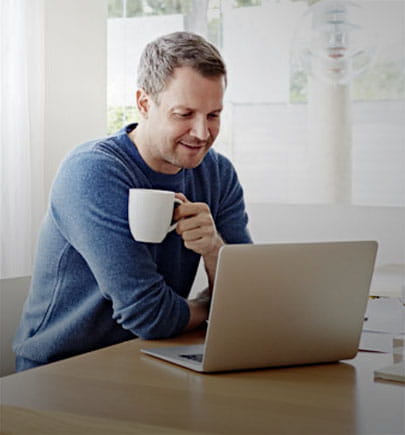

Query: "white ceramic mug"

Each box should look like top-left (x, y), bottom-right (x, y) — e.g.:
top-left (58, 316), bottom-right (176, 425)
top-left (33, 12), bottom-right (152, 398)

top-left (128, 189), bottom-right (183, 243)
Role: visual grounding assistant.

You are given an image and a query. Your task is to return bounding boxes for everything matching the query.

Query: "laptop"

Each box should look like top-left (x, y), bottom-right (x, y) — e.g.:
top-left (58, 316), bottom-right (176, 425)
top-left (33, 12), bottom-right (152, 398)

top-left (141, 241), bottom-right (378, 373)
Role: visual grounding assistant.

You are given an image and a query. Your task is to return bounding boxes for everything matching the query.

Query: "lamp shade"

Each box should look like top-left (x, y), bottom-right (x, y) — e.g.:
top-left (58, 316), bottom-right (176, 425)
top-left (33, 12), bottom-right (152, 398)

top-left (291, 0), bottom-right (378, 85)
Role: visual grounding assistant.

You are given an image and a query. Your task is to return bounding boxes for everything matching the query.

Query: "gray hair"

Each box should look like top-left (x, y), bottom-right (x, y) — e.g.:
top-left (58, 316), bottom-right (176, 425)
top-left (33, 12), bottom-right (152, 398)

top-left (137, 31), bottom-right (227, 101)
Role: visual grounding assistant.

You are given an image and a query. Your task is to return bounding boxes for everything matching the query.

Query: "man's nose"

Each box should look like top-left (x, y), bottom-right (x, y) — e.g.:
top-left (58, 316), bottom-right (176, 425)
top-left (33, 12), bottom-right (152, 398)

top-left (190, 116), bottom-right (210, 141)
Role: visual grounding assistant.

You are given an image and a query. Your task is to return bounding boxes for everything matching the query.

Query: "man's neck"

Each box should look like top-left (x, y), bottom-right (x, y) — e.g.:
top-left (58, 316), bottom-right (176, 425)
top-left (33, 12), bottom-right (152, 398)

top-left (128, 123), bottom-right (148, 160)
top-left (127, 123), bottom-right (181, 175)
top-left (128, 124), bottom-right (140, 148)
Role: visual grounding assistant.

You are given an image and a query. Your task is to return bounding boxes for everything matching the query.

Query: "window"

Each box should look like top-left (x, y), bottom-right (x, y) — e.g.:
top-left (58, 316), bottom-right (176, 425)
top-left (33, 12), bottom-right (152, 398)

top-left (107, 0), bottom-right (405, 206)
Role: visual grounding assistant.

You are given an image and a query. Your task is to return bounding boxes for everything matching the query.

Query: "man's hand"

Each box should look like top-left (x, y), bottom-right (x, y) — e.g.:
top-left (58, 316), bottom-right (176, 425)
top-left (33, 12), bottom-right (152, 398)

top-left (174, 193), bottom-right (224, 290)
top-left (184, 287), bottom-right (211, 332)
top-left (174, 193), bottom-right (224, 256)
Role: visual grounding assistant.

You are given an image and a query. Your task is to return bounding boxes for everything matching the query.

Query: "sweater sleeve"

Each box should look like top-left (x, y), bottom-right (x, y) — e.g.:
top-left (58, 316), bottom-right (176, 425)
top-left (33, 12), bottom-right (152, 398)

top-left (215, 154), bottom-right (253, 244)
top-left (50, 149), bottom-right (190, 339)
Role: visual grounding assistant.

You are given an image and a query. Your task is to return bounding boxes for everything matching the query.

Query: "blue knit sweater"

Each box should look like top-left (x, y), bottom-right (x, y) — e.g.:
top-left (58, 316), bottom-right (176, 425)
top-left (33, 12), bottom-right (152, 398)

top-left (13, 124), bottom-right (251, 365)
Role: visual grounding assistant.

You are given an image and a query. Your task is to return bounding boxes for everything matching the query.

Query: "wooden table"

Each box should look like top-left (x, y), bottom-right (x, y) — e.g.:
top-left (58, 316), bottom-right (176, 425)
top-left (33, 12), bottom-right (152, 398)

top-left (1, 329), bottom-right (404, 434)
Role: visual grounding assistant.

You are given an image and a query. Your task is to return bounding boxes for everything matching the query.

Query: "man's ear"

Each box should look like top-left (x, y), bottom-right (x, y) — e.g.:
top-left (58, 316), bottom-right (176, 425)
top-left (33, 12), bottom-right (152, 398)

top-left (136, 88), bottom-right (150, 118)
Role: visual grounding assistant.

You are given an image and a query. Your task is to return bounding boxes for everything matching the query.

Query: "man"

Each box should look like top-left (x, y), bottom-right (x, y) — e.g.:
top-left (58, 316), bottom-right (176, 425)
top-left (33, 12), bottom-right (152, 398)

top-left (13, 31), bottom-right (252, 371)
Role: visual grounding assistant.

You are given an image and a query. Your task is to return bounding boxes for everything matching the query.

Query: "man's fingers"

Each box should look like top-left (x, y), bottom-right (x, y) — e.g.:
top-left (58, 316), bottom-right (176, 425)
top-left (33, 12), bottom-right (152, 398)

top-left (174, 201), bottom-right (209, 221)
top-left (181, 226), bottom-right (214, 242)
top-left (171, 196), bottom-right (221, 256)
top-left (174, 192), bottom-right (188, 203)
top-left (176, 213), bottom-right (212, 234)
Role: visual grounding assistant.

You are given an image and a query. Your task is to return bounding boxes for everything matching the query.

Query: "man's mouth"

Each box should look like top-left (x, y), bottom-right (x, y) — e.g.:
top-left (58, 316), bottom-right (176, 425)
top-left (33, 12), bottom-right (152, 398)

top-left (179, 141), bottom-right (205, 150)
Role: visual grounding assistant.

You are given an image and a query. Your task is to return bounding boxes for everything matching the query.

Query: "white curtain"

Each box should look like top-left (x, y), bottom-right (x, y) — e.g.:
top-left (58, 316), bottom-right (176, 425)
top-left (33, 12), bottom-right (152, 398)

top-left (0, 0), bottom-right (45, 278)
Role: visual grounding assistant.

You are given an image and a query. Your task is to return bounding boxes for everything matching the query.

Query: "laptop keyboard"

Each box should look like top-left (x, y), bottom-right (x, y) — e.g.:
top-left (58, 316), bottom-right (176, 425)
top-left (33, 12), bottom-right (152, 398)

top-left (180, 353), bottom-right (203, 363)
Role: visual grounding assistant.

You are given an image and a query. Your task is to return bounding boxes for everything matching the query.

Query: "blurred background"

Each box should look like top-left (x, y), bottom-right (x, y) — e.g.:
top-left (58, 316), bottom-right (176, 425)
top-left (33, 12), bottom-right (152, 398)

top-left (1, 0), bottom-right (404, 297)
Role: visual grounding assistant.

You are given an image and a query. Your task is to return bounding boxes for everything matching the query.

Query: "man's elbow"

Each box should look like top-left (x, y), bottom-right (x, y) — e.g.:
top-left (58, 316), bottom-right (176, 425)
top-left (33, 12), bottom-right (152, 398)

top-left (124, 312), bottom-right (186, 340)
top-left (113, 294), bottom-right (190, 340)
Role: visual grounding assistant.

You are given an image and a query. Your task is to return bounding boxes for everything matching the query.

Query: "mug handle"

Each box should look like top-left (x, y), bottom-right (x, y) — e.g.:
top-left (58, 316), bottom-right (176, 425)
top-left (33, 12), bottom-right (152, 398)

top-left (167, 198), bottom-right (184, 233)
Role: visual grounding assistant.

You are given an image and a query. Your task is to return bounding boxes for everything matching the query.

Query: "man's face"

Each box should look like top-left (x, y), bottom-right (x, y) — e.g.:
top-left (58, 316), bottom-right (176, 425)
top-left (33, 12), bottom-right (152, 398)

top-left (138, 66), bottom-right (225, 174)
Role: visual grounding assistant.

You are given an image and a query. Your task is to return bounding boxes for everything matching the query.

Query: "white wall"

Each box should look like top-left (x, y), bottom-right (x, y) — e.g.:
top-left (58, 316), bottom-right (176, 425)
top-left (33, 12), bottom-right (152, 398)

top-left (44, 0), bottom-right (107, 196)
top-left (247, 203), bottom-right (404, 262)
top-left (229, 101), bottom-right (405, 206)
top-left (248, 203), bottom-right (405, 297)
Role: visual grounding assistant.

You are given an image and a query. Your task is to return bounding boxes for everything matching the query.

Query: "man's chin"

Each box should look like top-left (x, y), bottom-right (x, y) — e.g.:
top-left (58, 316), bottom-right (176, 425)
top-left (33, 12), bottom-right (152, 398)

top-left (175, 151), bottom-right (209, 169)
top-left (180, 156), bottom-right (207, 169)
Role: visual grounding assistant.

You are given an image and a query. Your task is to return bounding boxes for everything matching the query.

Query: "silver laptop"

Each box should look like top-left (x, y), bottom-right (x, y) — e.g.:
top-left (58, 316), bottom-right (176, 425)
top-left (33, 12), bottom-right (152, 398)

top-left (141, 241), bottom-right (378, 373)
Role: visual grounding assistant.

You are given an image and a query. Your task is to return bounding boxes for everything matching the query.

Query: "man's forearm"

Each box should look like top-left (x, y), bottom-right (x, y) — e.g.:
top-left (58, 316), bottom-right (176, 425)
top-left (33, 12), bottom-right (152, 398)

top-left (184, 289), bottom-right (211, 331)
top-left (203, 235), bottom-right (224, 292)
top-left (183, 236), bottom-right (223, 333)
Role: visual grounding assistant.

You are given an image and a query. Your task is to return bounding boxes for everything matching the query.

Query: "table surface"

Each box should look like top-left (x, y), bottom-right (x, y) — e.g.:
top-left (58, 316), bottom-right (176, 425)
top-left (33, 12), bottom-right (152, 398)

top-left (1, 328), bottom-right (404, 435)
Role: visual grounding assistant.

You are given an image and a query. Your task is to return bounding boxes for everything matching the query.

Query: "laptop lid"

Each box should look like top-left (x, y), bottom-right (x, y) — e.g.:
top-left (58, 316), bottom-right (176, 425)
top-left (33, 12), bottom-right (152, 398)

top-left (201, 241), bottom-right (378, 372)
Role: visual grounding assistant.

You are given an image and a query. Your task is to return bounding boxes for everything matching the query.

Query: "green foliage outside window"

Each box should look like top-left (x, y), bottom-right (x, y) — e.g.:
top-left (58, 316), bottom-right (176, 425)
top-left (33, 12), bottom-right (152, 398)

top-left (352, 62), bottom-right (405, 101)
top-left (108, 0), bottom-right (192, 18)
top-left (290, 71), bottom-right (308, 103)
top-left (108, 0), bottom-right (123, 17)
top-left (141, 0), bottom-right (192, 16)
top-left (107, 106), bottom-right (140, 135)
top-left (232, 0), bottom-right (261, 7)
top-left (126, 0), bottom-right (144, 17)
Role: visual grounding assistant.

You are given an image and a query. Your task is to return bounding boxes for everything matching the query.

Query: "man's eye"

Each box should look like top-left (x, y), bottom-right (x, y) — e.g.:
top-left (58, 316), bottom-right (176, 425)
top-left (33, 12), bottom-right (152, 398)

top-left (176, 113), bottom-right (191, 118)
top-left (208, 113), bottom-right (220, 119)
